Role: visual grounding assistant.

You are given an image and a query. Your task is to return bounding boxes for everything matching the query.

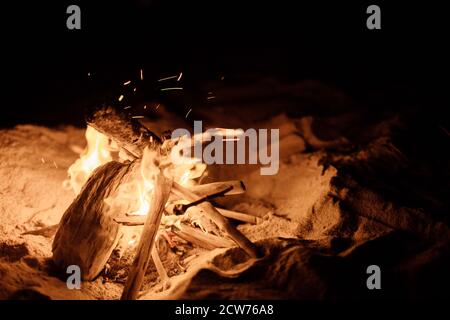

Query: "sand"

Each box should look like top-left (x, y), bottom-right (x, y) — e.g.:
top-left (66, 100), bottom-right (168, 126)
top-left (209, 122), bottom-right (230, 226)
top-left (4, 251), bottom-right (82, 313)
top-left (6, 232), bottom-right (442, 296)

top-left (0, 110), bottom-right (448, 299)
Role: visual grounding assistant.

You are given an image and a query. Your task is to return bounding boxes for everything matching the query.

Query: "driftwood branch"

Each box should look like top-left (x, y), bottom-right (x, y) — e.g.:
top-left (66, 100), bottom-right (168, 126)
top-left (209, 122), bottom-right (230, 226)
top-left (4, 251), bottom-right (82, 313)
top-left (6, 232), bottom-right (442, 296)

top-left (115, 207), bottom-right (261, 226)
top-left (86, 106), bottom-right (161, 159)
top-left (217, 208), bottom-right (263, 225)
top-left (183, 205), bottom-right (262, 225)
top-left (173, 224), bottom-right (235, 250)
top-left (189, 180), bottom-right (246, 197)
top-left (52, 161), bottom-right (135, 280)
top-left (121, 172), bottom-right (173, 300)
top-left (22, 224), bottom-right (59, 238)
top-left (151, 247), bottom-right (170, 290)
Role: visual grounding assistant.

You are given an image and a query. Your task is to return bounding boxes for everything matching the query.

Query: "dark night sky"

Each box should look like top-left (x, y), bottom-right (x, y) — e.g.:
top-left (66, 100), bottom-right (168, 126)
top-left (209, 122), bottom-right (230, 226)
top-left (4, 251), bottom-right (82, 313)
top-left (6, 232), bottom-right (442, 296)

top-left (2, 1), bottom-right (448, 127)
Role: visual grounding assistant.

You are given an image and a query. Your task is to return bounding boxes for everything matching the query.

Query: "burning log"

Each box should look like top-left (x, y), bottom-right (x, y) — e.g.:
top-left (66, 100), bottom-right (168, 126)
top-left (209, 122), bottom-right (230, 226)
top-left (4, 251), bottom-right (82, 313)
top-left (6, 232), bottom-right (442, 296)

top-left (171, 182), bottom-right (260, 258)
top-left (86, 106), bottom-right (161, 159)
top-left (52, 161), bottom-right (135, 280)
top-left (121, 172), bottom-right (172, 300)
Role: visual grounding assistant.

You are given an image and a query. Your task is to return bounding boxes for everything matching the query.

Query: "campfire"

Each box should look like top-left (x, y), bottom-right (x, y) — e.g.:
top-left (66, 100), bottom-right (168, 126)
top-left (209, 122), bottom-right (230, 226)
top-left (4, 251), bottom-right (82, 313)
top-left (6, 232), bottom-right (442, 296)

top-left (51, 106), bottom-right (260, 299)
top-left (1, 60), bottom-right (448, 301)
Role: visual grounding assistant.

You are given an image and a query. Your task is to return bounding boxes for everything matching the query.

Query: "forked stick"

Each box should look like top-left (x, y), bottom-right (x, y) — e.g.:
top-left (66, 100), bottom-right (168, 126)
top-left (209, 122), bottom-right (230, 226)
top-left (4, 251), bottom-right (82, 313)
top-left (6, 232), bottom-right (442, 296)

top-left (121, 173), bottom-right (172, 300)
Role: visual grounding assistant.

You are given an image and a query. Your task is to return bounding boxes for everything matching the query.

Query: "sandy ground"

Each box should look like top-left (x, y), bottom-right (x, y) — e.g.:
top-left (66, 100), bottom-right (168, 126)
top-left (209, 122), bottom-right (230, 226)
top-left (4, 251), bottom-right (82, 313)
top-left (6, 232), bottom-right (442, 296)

top-left (0, 109), bottom-right (449, 299)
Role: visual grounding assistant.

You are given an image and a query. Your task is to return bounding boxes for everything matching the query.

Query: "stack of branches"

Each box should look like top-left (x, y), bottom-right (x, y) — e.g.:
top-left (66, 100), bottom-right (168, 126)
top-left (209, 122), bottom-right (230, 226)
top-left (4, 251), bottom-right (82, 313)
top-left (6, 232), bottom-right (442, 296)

top-left (51, 106), bottom-right (261, 300)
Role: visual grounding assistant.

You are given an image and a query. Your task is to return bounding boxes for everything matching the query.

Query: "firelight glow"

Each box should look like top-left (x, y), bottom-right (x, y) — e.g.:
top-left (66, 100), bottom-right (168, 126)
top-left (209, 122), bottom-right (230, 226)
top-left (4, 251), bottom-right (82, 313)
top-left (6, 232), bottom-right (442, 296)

top-left (66, 126), bottom-right (113, 194)
top-left (66, 126), bottom-right (205, 223)
top-left (132, 148), bottom-right (158, 216)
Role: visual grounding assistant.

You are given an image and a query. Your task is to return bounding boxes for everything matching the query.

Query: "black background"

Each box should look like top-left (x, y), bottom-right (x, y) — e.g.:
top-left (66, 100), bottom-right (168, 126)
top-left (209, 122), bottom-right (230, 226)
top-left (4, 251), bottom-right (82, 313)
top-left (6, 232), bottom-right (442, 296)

top-left (2, 1), bottom-right (449, 127)
top-left (0, 1), bottom-right (449, 309)
top-left (0, 299), bottom-right (445, 318)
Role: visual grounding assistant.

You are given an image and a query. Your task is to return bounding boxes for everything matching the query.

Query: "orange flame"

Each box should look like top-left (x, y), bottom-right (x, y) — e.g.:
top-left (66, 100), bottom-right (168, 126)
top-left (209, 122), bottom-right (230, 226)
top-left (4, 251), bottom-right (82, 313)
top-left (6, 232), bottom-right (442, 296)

top-left (65, 126), bottom-right (113, 194)
top-left (131, 147), bottom-right (158, 215)
top-left (66, 127), bottom-right (208, 235)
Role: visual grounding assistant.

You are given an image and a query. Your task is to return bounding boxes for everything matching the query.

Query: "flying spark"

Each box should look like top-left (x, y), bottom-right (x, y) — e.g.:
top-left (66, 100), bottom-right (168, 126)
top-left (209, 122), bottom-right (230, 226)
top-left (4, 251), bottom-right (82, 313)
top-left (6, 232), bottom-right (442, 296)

top-left (177, 72), bottom-right (183, 81)
top-left (118, 95), bottom-right (124, 101)
top-left (161, 87), bottom-right (183, 91)
top-left (123, 80), bottom-right (131, 86)
top-left (158, 75), bottom-right (178, 82)
top-left (140, 69), bottom-right (144, 80)
top-left (185, 108), bottom-right (192, 118)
